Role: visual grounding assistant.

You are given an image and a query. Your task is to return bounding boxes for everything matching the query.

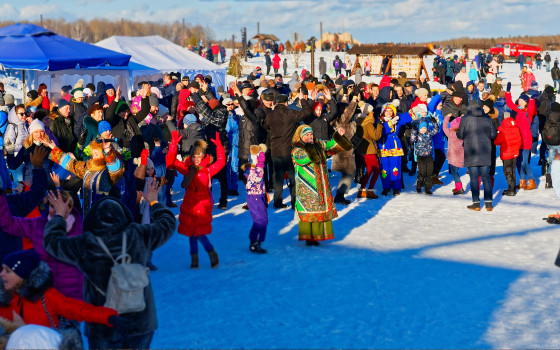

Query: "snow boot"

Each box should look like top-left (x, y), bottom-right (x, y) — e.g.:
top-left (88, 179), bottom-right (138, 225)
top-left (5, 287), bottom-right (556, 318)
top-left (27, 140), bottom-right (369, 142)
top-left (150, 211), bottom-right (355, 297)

top-left (542, 161), bottom-right (549, 176)
top-left (467, 202), bottom-right (481, 211)
top-left (393, 189), bottom-right (401, 196)
top-left (381, 188), bottom-right (391, 196)
top-left (517, 179), bottom-right (527, 190)
top-left (432, 175), bottom-right (443, 185)
top-left (305, 240), bottom-right (320, 246)
top-left (452, 182), bottom-right (464, 195)
top-left (250, 241), bottom-right (267, 254)
top-left (416, 186), bottom-right (422, 194)
top-left (425, 189), bottom-right (433, 195)
top-left (190, 254), bottom-right (199, 269)
top-left (208, 250), bottom-right (219, 268)
top-left (357, 188), bottom-right (367, 198)
top-left (546, 174), bottom-right (553, 189)
top-left (334, 193), bottom-right (351, 205)
top-left (525, 179), bottom-right (537, 190)
top-left (485, 202), bottom-right (493, 212)
top-left (366, 190), bottom-right (378, 199)
top-left (502, 188), bottom-right (516, 196)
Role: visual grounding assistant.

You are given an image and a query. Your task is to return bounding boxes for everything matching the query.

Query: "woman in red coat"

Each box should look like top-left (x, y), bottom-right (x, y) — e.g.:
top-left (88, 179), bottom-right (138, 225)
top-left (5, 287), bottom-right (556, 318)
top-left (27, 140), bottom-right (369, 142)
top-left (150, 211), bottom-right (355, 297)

top-left (272, 53), bottom-right (282, 75)
top-left (505, 83), bottom-right (537, 190)
top-left (0, 250), bottom-right (125, 335)
top-left (494, 114), bottom-right (523, 196)
top-left (166, 130), bottom-right (225, 269)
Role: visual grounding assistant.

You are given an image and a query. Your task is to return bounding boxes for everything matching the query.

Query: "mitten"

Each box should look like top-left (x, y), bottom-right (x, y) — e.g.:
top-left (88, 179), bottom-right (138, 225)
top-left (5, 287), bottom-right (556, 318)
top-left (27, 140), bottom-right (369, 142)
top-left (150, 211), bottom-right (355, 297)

top-left (140, 149), bottom-right (150, 166)
top-left (170, 130), bottom-right (182, 145)
top-left (210, 131), bottom-right (223, 149)
top-left (506, 82), bottom-right (511, 92)
top-left (4, 140), bottom-right (14, 155)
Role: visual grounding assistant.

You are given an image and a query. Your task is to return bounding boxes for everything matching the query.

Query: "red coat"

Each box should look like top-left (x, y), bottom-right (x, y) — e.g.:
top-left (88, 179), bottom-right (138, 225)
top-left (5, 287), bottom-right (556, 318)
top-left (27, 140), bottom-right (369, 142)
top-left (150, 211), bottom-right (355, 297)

top-left (410, 97), bottom-right (428, 111)
top-left (167, 143), bottom-right (225, 237)
top-left (272, 54), bottom-right (281, 69)
top-left (494, 118), bottom-right (523, 160)
top-left (3, 288), bottom-right (116, 328)
top-left (505, 92), bottom-right (536, 150)
top-left (378, 75), bottom-right (391, 90)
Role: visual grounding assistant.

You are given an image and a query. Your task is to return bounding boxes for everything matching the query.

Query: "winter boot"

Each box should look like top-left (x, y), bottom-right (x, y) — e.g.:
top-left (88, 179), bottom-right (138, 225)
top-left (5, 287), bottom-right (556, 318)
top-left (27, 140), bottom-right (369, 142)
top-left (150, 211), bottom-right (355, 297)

top-left (546, 174), bottom-right (553, 189)
top-left (334, 193), bottom-right (351, 205)
top-left (357, 188), bottom-right (367, 198)
top-left (425, 188), bottom-right (433, 195)
top-left (517, 179), bottom-right (527, 190)
top-left (542, 161), bottom-right (549, 176)
top-left (393, 189), bottom-right (401, 196)
top-left (467, 202), bottom-right (481, 211)
top-left (190, 254), bottom-right (199, 269)
top-left (485, 202), bottom-right (493, 212)
top-left (250, 241), bottom-right (267, 254)
top-left (432, 175), bottom-right (443, 185)
top-left (503, 188), bottom-right (516, 196)
top-left (525, 179), bottom-right (537, 190)
top-left (452, 182), bottom-right (465, 195)
top-left (366, 189), bottom-right (378, 199)
top-left (381, 188), bottom-right (391, 196)
top-left (208, 250), bottom-right (219, 268)
top-left (416, 186), bottom-right (422, 194)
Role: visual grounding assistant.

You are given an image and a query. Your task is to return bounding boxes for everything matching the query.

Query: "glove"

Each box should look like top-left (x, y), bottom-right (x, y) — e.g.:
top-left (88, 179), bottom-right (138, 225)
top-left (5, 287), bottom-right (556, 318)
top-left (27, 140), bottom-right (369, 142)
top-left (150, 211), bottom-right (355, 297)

top-left (140, 149), bottom-right (150, 166)
top-left (210, 131), bottom-right (222, 149)
top-left (506, 82), bottom-right (511, 92)
top-left (170, 130), bottom-right (183, 145)
top-left (4, 140), bottom-right (14, 155)
top-left (256, 152), bottom-right (265, 168)
top-left (108, 315), bottom-right (133, 329)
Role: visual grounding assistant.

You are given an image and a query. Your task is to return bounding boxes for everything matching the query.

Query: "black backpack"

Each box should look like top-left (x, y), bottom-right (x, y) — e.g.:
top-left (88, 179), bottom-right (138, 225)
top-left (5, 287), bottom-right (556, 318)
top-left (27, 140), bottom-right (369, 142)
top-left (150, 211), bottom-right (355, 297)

top-left (542, 119), bottom-right (560, 146)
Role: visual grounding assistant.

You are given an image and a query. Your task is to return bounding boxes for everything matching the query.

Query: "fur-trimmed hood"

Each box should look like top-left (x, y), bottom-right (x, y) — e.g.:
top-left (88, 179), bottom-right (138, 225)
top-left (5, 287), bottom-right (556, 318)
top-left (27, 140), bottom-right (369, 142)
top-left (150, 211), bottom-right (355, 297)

top-left (292, 124), bottom-right (311, 146)
top-left (24, 95), bottom-right (43, 109)
top-left (82, 196), bottom-right (134, 237)
top-left (0, 262), bottom-right (52, 305)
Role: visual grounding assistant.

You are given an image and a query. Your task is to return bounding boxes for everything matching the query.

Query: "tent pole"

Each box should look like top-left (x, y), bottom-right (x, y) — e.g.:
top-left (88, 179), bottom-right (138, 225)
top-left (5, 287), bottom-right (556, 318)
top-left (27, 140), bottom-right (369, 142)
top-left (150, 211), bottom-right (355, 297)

top-left (22, 69), bottom-right (26, 103)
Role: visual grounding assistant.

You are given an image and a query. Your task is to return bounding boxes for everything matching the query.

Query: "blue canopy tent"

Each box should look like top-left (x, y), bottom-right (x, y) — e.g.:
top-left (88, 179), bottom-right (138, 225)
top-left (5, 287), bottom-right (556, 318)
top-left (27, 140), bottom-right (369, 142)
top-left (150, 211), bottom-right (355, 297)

top-left (0, 23), bottom-right (131, 99)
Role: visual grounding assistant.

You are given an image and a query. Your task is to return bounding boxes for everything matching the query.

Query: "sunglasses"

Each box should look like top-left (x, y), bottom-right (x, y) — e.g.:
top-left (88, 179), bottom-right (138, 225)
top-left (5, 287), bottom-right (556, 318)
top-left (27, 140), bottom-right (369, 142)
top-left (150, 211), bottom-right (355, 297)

top-left (17, 112), bottom-right (26, 116)
top-left (226, 104), bottom-right (234, 107)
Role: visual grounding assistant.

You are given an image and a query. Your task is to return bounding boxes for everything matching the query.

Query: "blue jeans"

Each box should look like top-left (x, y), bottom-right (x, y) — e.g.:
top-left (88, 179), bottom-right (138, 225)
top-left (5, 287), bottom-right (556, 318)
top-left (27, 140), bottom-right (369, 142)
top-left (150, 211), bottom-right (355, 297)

top-left (189, 236), bottom-right (214, 255)
top-left (552, 160), bottom-right (560, 198)
top-left (88, 331), bottom-right (154, 350)
top-left (449, 165), bottom-right (462, 184)
top-left (517, 149), bottom-right (534, 180)
top-left (467, 166), bottom-right (492, 203)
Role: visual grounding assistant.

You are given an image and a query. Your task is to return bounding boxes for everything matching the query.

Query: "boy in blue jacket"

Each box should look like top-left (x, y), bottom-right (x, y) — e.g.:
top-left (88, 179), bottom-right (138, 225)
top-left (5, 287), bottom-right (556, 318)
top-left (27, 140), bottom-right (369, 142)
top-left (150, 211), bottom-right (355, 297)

top-left (410, 105), bottom-right (440, 195)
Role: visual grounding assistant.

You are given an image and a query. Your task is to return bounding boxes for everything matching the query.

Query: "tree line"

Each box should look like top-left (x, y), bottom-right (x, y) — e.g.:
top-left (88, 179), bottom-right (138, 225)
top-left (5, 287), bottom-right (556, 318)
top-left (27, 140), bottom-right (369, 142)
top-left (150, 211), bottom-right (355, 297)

top-left (426, 34), bottom-right (560, 51)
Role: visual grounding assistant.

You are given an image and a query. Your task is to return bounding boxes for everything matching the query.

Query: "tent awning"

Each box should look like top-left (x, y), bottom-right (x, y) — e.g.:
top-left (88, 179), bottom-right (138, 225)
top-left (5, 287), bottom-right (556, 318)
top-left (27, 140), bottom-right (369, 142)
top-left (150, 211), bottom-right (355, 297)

top-left (0, 23), bottom-right (131, 71)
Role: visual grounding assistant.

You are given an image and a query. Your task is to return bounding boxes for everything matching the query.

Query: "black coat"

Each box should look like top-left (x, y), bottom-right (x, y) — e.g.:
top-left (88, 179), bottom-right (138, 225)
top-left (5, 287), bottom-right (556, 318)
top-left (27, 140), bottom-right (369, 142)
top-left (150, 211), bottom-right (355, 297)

top-left (456, 107), bottom-right (497, 167)
top-left (264, 102), bottom-right (311, 157)
top-left (44, 197), bottom-right (176, 339)
top-left (237, 98), bottom-right (269, 161)
top-left (50, 112), bottom-right (77, 153)
top-left (308, 98), bottom-right (337, 140)
top-left (104, 99), bottom-right (141, 149)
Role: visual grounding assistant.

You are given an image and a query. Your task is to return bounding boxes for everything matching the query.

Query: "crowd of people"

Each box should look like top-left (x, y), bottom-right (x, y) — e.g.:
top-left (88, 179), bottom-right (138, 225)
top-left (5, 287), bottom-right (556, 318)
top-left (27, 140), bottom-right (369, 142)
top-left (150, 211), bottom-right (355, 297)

top-left (1, 46), bottom-right (560, 348)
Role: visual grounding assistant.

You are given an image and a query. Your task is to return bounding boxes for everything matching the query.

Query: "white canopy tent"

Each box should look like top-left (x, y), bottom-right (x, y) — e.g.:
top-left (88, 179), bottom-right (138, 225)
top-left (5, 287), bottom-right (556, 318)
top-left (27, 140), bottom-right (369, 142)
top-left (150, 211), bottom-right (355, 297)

top-left (96, 35), bottom-right (227, 89)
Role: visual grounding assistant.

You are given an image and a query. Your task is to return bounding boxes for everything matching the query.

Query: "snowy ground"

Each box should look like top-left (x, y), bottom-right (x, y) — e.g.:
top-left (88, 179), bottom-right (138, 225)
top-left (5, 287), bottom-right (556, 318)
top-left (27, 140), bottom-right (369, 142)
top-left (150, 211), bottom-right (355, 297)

top-left (144, 55), bottom-right (560, 349)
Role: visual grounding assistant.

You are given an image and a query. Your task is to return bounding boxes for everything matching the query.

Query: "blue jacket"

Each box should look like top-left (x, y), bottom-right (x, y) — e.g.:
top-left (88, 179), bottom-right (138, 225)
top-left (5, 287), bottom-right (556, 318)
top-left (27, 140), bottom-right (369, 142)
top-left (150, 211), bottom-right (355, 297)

top-left (468, 68), bottom-right (479, 82)
top-left (0, 168), bottom-right (48, 262)
top-left (428, 94), bottom-right (445, 150)
top-left (411, 115), bottom-right (440, 157)
top-left (225, 111), bottom-right (240, 172)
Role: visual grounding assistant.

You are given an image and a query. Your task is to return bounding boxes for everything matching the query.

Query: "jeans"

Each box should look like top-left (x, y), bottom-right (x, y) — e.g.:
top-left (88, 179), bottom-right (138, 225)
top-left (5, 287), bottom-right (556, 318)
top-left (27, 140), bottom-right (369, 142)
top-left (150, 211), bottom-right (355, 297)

top-left (272, 156), bottom-right (296, 207)
top-left (551, 160), bottom-right (560, 198)
top-left (546, 62), bottom-right (551, 72)
top-left (449, 165), bottom-right (462, 184)
top-left (189, 236), bottom-right (214, 255)
top-left (467, 166), bottom-right (492, 203)
top-left (88, 331), bottom-right (154, 350)
top-left (517, 149), bottom-right (534, 180)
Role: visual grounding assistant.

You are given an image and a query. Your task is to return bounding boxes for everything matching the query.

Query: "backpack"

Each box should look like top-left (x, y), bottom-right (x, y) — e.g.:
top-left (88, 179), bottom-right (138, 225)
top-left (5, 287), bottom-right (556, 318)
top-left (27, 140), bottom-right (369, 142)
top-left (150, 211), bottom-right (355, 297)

top-left (530, 114), bottom-right (540, 141)
top-left (543, 119), bottom-right (560, 146)
top-left (93, 233), bottom-right (150, 314)
top-left (334, 60), bottom-right (340, 69)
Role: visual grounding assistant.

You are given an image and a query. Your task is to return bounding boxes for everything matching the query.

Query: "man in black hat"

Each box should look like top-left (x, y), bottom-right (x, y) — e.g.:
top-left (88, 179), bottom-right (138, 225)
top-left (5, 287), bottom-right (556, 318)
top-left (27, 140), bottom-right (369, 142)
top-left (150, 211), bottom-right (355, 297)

top-left (263, 92), bottom-right (311, 208)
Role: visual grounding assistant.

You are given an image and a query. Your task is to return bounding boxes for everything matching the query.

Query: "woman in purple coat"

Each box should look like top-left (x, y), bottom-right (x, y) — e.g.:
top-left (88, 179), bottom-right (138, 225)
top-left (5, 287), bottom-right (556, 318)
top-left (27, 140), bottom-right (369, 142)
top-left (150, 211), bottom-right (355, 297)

top-left (0, 189), bottom-right (84, 300)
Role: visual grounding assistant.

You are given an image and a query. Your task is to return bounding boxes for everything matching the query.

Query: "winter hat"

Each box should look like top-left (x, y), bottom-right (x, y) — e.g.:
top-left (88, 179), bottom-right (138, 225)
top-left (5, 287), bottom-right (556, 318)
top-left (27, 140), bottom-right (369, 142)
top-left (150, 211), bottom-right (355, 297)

top-left (551, 102), bottom-right (560, 112)
top-left (518, 94), bottom-right (530, 104)
top-left (545, 85), bottom-right (555, 95)
top-left (204, 75), bottom-right (213, 84)
top-left (419, 121), bottom-right (428, 130)
top-left (208, 99), bottom-right (220, 110)
top-left (217, 85), bottom-right (225, 94)
top-left (412, 104), bottom-right (428, 115)
top-left (83, 87), bottom-right (93, 97)
top-left (2, 249), bottom-right (40, 280)
top-left (335, 77), bottom-right (343, 85)
top-left (104, 84), bottom-right (115, 92)
top-left (482, 99), bottom-right (494, 111)
top-left (58, 99), bottom-right (70, 109)
top-left (275, 94), bottom-right (289, 104)
top-left (73, 79), bottom-right (84, 91)
top-left (306, 82), bottom-right (316, 91)
top-left (222, 97), bottom-right (233, 106)
top-left (184, 114), bottom-right (198, 125)
top-left (250, 144), bottom-right (267, 165)
top-left (29, 119), bottom-right (45, 134)
top-left (150, 87), bottom-right (163, 99)
top-left (300, 125), bottom-right (313, 138)
top-left (194, 74), bottom-right (205, 81)
top-left (503, 112), bottom-right (511, 119)
top-left (61, 85), bottom-right (72, 94)
top-left (382, 103), bottom-right (397, 116)
top-left (98, 121), bottom-right (112, 135)
top-left (481, 92), bottom-right (490, 101)
top-left (312, 101), bottom-right (323, 112)
top-left (191, 139), bottom-right (208, 156)
top-left (415, 88), bottom-right (429, 98)
top-left (73, 90), bottom-right (84, 99)
top-left (530, 80), bottom-right (539, 89)
top-left (6, 325), bottom-right (62, 350)
top-left (4, 94), bottom-right (14, 105)
top-left (145, 157), bottom-right (154, 169)
top-left (316, 93), bottom-right (326, 100)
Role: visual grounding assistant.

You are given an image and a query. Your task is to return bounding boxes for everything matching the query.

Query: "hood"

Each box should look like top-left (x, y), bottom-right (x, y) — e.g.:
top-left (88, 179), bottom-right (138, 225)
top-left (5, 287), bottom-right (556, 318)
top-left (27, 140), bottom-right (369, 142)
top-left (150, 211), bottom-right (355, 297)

top-left (83, 196), bottom-right (134, 237)
top-left (292, 124), bottom-right (310, 146)
top-left (549, 111), bottom-right (560, 124)
top-left (501, 117), bottom-right (518, 129)
top-left (7, 107), bottom-right (24, 125)
top-left (0, 105), bottom-right (9, 114)
top-left (96, 81), bottom-right (106, 95)
top-left (378, 86), bottom-right (394, 105)
top-left (0, 261), bottom-right (53, 304)
top-left (466, 106), bottom-right (484, 118)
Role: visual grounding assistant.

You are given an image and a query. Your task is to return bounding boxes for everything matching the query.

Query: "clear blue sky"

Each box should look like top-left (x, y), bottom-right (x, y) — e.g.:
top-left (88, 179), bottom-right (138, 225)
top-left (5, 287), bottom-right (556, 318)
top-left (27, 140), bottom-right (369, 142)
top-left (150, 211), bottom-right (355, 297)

top-left (1, 0), bottom-right (557, 43)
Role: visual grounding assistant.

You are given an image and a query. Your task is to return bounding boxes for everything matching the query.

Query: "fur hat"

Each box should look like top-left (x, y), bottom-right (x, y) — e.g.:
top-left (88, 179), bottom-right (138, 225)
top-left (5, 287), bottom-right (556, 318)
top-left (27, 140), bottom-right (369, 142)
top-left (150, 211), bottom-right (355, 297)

top-left (191, 139), bottom-right (208, 156)
top-left (73, 79), bottom-right (84, 90)
top-left (29, 119), bottom-right (44, 134)
top-left (2, 250), bottom-right (41, 280)
top-left (250, 144), bottom-right (267, 156)
top-left (412, 104), bottom-right (428, 115)
top-left (415, 88), bottom-right (429, 98)
top-left (73, 90), bottom-right (84, 99)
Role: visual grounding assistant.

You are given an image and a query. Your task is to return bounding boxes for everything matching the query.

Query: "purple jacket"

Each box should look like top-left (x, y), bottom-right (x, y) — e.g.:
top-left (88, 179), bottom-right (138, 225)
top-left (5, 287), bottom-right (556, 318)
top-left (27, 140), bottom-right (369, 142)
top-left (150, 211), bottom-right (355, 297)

top-left (0, 195), bottom-right (84, 300)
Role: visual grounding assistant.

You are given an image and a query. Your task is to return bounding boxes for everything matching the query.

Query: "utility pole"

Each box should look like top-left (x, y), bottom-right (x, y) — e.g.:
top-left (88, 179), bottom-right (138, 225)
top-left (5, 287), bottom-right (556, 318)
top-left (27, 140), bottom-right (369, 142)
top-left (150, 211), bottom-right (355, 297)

top-left (121, 18), bottom-right (124, 36)
top-left (320, 22), bottom-right (323, 51)
top-left (40, 14), bottom-right (43, 27)
top-left (241, 27), bottom-right (247, 62)
top-left (311, 40), bottom-right (315, 76)
top-left (232, 34), bottom-right (235, 54)
top-left (182, 18), bottom-right (186, 46)
top-left (257, 22), bottom-right (260, 35)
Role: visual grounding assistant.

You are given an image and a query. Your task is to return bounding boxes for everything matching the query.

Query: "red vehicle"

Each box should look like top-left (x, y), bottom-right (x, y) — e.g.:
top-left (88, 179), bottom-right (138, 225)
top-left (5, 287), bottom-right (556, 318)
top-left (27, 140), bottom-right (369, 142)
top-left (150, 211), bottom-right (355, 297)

top-left (490, 42), bottom-right (542, 60)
